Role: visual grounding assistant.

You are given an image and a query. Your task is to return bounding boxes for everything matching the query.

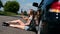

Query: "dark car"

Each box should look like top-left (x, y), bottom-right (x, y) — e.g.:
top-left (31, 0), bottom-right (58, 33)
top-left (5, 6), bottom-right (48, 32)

top-left (33, 0), bottom-right (60, 34)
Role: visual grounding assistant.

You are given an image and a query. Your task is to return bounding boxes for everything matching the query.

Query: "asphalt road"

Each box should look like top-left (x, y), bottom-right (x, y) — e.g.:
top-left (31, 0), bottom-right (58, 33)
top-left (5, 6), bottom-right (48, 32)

top-left (0, 16), bottom-right (36, 34)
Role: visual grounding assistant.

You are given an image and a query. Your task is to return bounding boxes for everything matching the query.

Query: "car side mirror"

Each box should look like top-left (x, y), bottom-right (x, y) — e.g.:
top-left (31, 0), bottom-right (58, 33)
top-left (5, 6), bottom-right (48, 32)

top-left (33, 2), bottom-right (38, 7)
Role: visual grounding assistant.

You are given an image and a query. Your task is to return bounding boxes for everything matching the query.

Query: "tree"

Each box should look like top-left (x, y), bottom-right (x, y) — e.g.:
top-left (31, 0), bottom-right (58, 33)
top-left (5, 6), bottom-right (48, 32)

top-left (21, 9), bottom-right (24, 15)
top-left (4, 1), bottom-right (20, 14)
top-left (24, 10), bottom-right (28, 16)
top-left (0, 0), bottom-right (3, 8)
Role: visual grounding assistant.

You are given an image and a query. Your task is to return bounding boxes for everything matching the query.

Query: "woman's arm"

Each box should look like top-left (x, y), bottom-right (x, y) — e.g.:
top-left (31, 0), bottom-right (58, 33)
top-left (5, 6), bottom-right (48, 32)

top-left (24, 19), bottom-right (31, 26)
top-left (22, 16), bottom-right (29, 20)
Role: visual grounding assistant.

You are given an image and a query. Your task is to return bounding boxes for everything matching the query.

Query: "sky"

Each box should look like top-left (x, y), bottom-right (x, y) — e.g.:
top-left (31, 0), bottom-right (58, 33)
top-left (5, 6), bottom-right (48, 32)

top-left (1, 0), bottom-right (41, 13)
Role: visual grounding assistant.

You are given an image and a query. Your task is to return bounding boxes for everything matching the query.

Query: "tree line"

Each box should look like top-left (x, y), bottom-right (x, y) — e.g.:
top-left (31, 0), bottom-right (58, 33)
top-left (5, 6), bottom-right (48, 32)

top-left (0, 0), bottom-right (28, 16)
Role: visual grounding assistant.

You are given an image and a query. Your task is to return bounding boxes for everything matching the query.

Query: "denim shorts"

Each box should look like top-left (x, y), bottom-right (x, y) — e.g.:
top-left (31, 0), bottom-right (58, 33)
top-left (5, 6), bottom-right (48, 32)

top-left (24, 26), bottom-right (29, 30)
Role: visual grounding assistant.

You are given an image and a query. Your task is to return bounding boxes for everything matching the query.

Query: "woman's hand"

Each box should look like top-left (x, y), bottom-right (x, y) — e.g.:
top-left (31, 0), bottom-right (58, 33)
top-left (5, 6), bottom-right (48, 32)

top-left (22, 16), bottom-right (29, 20)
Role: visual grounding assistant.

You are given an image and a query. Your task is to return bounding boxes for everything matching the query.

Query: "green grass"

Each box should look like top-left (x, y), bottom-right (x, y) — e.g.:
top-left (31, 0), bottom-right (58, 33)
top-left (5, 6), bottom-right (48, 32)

top-left (0, 11), bottom-right (19, 16)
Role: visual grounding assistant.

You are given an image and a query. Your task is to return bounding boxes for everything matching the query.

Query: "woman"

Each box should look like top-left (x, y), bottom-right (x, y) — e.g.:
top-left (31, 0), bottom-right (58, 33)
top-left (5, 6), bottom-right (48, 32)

top-left (2, 9), bottom-right (33, 30)
top-left (35, 9), bottom-right (42, 25)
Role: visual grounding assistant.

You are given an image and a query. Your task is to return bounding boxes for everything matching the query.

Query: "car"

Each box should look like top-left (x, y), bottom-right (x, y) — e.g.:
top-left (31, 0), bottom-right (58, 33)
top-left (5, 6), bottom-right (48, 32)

top-left (32, 0), bottom-right (60, 34)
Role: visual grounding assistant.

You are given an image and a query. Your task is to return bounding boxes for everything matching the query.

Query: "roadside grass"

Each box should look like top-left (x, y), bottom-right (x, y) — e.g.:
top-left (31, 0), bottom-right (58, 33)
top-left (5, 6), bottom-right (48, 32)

top-left (0, 11), bottom-right (20, 16)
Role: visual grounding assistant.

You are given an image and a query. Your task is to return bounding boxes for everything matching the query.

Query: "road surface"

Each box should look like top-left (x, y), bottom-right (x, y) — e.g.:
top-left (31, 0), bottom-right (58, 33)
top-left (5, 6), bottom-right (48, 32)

top-left (0, 15), bottom-right (36, 34)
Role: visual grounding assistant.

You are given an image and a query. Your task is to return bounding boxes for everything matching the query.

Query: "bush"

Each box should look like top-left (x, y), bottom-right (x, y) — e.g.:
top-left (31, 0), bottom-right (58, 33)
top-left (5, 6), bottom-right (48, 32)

top-left (0, 11), bottom-right (4, 15)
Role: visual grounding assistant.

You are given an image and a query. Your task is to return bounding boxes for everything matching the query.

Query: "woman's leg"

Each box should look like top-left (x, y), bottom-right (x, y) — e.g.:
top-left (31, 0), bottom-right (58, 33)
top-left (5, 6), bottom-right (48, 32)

top-left (7, 19), bottom-right (20, 23)
top-left (10, 24), bottom-right (25, 29)
top-left (6, 19), bottom-right (25, 25)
